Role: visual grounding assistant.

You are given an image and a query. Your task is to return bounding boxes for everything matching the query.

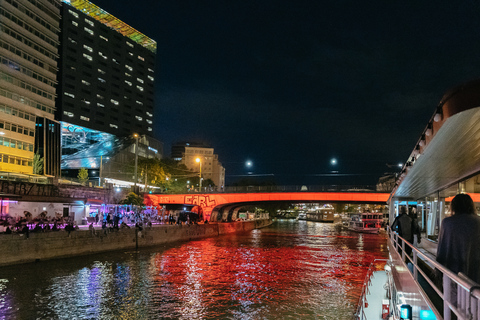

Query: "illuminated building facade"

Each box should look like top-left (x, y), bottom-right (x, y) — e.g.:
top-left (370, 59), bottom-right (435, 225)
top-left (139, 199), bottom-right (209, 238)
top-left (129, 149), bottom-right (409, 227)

top-left (56, 0), bottom-right (156, 138)
top-left (172, 142), bottom-right (225, 189)
top-left (0, 0), bottom-right (61, 175)
top-left (54, 0), bottom-right (160, 181)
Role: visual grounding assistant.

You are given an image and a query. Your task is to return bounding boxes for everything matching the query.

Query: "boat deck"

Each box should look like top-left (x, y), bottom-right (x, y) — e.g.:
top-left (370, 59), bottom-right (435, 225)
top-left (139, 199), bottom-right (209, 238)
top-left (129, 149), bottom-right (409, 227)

top-left (363, 271), bottom-right (388, 320)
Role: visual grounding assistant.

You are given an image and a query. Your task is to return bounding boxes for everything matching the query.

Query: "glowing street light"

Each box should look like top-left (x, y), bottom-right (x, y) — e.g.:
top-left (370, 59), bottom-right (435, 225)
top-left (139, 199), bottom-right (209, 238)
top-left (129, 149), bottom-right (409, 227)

top-left (246, 160), bottom-right (252, 167)
top-left (196, 157), bottom-right (202, 189)
top-left (331, 158), bottom-right (337, 165)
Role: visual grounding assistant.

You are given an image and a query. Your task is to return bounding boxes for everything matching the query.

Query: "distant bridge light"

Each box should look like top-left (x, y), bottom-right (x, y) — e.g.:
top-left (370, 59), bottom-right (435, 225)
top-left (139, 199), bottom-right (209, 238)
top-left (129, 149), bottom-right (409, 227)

top-left (246, 160), bottom-right (252, 167)
top-left (331, 158), bottom-right (337, 165)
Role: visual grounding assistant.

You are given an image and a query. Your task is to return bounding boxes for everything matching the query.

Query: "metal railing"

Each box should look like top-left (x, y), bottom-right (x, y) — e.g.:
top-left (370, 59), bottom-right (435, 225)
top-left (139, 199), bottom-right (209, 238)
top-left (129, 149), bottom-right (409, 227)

top-left (355, 258), bottom-right (389, 320)
top-left (390, 229), bottom-right (480, 320)
top-left (188, 185), bottom-right (377, 194)
top-left (0, 171), bottom-right (52, 184)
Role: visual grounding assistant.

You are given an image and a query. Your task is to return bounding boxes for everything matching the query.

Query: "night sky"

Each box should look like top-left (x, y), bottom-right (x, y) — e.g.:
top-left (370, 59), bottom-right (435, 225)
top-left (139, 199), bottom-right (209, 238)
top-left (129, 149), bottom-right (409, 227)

top-left (92, 0), bottom-right (480, 186)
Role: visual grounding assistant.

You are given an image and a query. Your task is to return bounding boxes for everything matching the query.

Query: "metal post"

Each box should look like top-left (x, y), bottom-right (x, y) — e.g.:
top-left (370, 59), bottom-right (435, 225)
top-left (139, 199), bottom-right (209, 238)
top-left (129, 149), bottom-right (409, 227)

top-left (199, 160), bottom-right (202, 190)
top-left (444, 276), bottom-right (451, 320)
top-left (134, 134), bottom-right (139, 190)
top-left (99, 155), bottom-right (102, 187)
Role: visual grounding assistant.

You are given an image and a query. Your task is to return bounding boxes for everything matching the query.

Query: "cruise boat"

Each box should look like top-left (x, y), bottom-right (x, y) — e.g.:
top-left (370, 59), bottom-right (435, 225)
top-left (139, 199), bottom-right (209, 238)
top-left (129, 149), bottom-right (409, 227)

top-left (355, 228), bottom-right (480, 320)
top-left (306, 207), bottom-right (335, 222)
top-left (347, 212), bottom-right (383, 233)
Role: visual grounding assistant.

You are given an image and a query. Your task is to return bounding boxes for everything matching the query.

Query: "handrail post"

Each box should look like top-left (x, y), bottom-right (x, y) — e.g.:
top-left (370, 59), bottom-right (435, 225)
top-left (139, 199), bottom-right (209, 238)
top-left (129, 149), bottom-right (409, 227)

top-left (413, 250), bottom-right (418, 281)
top-left (444, 275), bottom-right (451, 320)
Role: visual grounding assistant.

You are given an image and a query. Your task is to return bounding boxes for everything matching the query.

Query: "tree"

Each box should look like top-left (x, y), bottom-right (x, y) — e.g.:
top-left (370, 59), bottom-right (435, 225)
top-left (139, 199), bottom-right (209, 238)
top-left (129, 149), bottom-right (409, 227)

top-left (33, 152), bottom-right (44, 175)
top-left (120, 192), bottom-right (144, 206)
top-left (78, 168), bottom-right (89, 185)
top-left (203, 178), bottom-right (215, 187)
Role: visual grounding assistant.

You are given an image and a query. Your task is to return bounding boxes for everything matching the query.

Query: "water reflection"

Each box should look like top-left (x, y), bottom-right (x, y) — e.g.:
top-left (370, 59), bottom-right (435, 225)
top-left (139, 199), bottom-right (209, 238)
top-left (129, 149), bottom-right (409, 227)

top-left (0, 221), bottom-right (387, 319)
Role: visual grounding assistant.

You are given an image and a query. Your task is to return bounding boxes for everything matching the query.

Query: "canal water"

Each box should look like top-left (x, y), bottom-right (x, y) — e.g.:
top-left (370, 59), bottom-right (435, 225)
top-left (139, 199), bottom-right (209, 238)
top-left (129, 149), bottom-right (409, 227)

top-left (0, 220), bottom-right (388, 319)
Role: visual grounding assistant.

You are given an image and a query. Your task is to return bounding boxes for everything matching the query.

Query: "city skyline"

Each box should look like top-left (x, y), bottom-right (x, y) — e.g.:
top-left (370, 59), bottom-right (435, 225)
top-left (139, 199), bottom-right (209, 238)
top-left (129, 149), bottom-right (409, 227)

top-left (91, 0), bottom-right (480, 185)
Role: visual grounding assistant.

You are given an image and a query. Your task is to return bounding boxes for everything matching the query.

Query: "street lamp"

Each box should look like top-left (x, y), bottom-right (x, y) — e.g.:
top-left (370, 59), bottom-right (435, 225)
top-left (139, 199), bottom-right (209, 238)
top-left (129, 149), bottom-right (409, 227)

top-left (133, 133), bottom-right (139, 190)
top-left (99, 156), bottom-right (109, 186)
top-left (196, 157), bottom-right (202, 190)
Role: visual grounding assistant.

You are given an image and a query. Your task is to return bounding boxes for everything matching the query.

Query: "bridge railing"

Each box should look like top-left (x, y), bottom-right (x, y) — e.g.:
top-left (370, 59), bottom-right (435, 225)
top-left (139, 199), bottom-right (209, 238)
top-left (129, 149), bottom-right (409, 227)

top-left (389, 229), bottom-right (480, 320)
top-left (189, 185), bottom-right (377, 194)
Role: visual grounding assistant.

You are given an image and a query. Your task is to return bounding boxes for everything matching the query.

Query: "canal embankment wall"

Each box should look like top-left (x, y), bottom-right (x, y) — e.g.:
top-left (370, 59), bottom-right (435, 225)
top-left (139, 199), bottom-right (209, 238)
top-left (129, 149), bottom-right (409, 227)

top-left (0, 219), bottom-right (272, 267)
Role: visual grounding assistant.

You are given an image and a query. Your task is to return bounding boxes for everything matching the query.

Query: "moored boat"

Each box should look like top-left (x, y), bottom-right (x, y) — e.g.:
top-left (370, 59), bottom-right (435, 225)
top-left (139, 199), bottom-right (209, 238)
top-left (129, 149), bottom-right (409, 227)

top-left (348, 212), bottom-right (383, 233)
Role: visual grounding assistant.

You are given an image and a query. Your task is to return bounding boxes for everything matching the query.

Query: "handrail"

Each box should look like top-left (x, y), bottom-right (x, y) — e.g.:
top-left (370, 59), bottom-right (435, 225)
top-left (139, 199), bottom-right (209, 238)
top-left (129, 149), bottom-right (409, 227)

top-left (388, 228), bottom-right (480, 320)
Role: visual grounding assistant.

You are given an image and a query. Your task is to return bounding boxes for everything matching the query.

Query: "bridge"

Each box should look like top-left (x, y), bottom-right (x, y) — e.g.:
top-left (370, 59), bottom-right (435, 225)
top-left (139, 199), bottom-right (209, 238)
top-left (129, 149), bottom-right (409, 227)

top-left (144, 191), bottom-right (390, 221)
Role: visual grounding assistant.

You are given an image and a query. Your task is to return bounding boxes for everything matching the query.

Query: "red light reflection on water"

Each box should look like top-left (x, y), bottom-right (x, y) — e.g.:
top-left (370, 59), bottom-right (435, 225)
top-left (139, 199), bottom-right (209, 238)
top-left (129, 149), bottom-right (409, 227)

top-left (152, 228), bottom-right (388, 318)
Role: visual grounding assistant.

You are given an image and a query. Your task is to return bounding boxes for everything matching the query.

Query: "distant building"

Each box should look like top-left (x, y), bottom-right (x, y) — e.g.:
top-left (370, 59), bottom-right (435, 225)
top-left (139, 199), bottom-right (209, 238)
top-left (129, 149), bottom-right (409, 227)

top-left (0, 0), bottom-right (61, 175)
top-left (376, 173), bottom-right (397, 193)
top-left (172, 142), bottom-right (225, 189)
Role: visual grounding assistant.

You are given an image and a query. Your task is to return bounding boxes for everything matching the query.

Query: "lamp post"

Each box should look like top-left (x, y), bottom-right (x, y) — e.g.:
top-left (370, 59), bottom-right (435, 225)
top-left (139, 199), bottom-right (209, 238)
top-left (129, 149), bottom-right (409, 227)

top-left (133, 133), bottom-right (139, 190)
top-left (196, 157), bottom-right (202, 190)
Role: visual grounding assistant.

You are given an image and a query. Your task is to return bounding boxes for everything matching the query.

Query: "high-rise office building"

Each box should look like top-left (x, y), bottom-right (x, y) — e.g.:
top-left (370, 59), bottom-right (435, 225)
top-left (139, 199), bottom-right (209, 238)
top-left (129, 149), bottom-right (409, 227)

top-left (55, 0), bottom-right (160, 180)
top-left (56, 0), bottom-right (156, 138)
top-left (0, 0), bottom-right (61, 175)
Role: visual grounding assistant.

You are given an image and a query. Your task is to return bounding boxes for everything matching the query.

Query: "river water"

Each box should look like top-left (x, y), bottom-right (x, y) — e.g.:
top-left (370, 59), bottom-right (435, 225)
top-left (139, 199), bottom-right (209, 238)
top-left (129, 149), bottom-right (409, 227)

top-left (0, 220), bottom-right (388, 319)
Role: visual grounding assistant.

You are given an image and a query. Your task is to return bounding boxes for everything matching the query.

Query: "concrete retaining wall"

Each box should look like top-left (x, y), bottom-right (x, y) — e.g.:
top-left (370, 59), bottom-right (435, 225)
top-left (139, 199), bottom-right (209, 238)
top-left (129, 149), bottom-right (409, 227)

top-left (0, 219), bottom-right (272, 266)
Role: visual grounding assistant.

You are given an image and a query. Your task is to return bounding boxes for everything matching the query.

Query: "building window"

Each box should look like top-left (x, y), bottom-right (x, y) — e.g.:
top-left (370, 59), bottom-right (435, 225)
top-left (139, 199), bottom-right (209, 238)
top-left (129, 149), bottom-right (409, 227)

top-left (72, 21), bottom-right (78, 27)
top-left (148, 75), bottom-right (154, 81)
top-left (69, 9), bottom-right (79, 18)
top-left (136, 116), bottom-right (143, 121)
top-left (83, 53), bottom-right (92, 61)
top-left (109, 124), bottom-right (118, 129)
top-left (80, 116), bottom-right (90, 121)
top-left (127, 42), bottom-right (134, 48)
top-left (110, 99), bottom-right (119, 105)
top-left (100, 35), bottom-right (108, 42)
top-left (84, 27), bottom-right (94, 35)
top-left (81, 80), bottom-right (90, 86)
top-left (83, 44), bottom-right (93, 52)
top-left (125, 65), bottom-right (133, 71)
top-left (85, 19), bottom-right (94, 26)
top-left (125, 80), bottom-right (132, 86)
top-left (137, 78), bottom-right (144, 84)
top-left (98, 78), bottom-right (106, 83)
top-left (136, 85), bottom-right (144, 91)
top-left (64, 92), bottom-right (75, 98)
top-left (138, 55), bottom-right (145, 61)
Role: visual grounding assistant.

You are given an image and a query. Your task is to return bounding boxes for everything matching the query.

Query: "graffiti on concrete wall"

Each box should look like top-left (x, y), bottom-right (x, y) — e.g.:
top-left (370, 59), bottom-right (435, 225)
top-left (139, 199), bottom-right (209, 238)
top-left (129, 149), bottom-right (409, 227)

top-left (184, 195), bottom-right (217, 209)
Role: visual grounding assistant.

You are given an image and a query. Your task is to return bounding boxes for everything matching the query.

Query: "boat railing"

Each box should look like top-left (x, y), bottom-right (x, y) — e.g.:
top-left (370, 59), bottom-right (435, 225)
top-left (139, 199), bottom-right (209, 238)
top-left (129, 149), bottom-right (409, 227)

top-left (389, 229), bottom-right (480, 320)
top-left (355, 258), bottom-right (389, 320)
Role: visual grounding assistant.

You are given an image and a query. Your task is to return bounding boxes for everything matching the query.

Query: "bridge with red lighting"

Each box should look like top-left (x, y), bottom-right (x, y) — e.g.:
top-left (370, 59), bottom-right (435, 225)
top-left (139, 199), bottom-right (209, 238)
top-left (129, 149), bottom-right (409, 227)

top-left (144, 192), bottom-right (390, 222)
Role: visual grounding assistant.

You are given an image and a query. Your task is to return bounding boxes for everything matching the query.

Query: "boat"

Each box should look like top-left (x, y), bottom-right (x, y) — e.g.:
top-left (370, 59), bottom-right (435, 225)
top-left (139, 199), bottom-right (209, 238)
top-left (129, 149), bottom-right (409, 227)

top-left (306, 207), bottom-right (335, 223)
top-left (347, 212), bottom-right (383, 233)
top-left (296, 212), bottom-right (307, 220)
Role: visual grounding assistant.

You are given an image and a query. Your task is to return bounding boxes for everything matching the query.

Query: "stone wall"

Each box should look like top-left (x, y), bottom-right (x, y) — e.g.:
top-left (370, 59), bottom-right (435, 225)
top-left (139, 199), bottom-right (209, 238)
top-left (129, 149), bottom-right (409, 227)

top-left (0, 219), bottom-right (272, 266)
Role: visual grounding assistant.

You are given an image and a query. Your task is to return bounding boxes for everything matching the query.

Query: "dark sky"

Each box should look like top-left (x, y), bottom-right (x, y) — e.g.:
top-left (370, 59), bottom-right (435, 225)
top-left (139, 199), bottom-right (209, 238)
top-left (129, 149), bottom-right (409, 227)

top-left (93, 0), bottom-right (480, 186)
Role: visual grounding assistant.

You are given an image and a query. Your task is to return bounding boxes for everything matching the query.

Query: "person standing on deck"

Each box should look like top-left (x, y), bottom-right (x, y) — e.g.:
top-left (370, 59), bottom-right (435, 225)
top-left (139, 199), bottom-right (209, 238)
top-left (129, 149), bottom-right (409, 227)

top-left (391, 206), bottom-right (414, 257)
top-left (436, 193), bottom-right (480, 284)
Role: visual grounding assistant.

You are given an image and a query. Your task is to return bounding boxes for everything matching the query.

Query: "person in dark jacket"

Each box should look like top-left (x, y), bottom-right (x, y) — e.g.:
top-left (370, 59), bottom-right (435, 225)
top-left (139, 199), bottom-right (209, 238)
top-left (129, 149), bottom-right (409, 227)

top-left (437, 193), bottom-right (480, 284)
top-left (391, 206), bottom-right (414, 257)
